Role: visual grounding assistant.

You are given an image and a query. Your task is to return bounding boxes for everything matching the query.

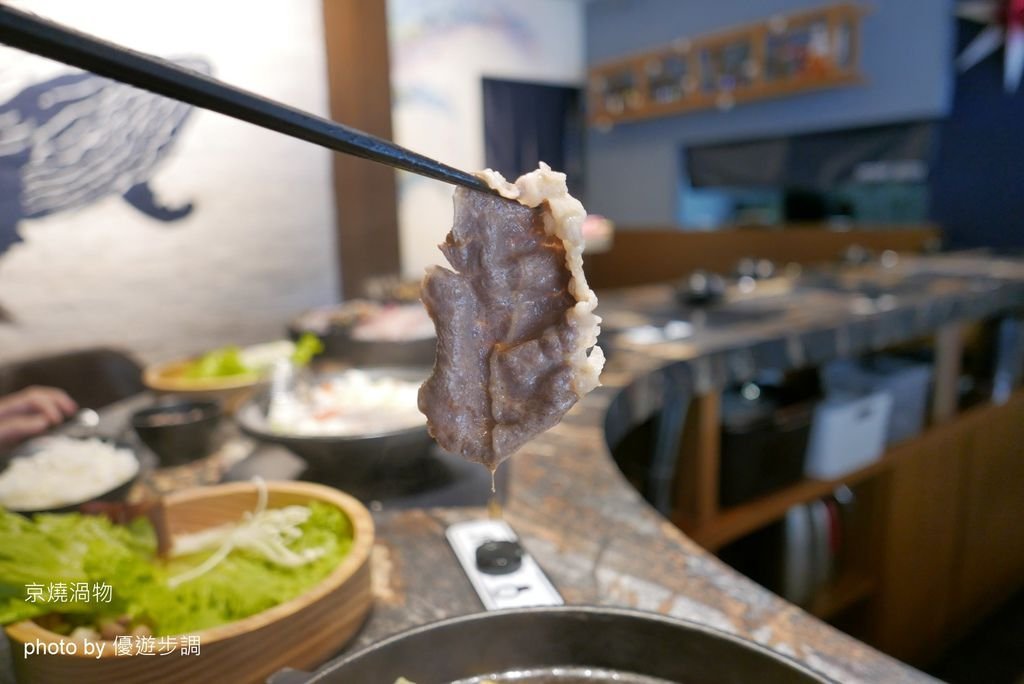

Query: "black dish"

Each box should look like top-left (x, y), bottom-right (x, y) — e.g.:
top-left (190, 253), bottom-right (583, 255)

top-left (267, 606), bottom-right (832, 684)
top-left (131, 399), bottom-right (221, 466)
top-left (236, 368), bottom-right (433, 495)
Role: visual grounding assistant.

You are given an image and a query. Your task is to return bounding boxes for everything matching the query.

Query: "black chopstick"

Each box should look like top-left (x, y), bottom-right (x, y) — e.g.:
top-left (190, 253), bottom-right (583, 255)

top-left (0, 5), bottom-right (498, 196)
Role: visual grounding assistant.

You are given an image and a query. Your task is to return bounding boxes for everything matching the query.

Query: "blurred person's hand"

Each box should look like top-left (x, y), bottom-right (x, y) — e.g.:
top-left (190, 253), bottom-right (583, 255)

top-left (0, 386), bottom-right (78, 450)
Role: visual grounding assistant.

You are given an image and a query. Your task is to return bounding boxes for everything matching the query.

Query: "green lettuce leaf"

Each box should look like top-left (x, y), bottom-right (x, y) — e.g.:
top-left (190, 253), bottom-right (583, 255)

top-left (0, 509), bottom-right (155, 624)
top-left (183, 346), bottom-right (250, 379)
top-left (290, 333), bottom-right (325, 367)
top-left (0, 502), bottom-right (352, 635)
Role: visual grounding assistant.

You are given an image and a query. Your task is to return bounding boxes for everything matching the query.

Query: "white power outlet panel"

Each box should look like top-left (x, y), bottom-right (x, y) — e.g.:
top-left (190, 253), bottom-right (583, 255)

top-left (445, 519), bottom-right (563, 611)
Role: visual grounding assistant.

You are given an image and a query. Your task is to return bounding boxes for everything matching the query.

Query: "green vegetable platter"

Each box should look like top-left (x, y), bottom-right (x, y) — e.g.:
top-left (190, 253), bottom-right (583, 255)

top-left (2, 480), bottom-right (374, 684)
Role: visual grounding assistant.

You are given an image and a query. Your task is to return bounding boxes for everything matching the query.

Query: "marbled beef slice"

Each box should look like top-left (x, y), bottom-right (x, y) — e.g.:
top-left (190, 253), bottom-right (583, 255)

top-left (419, 164), bottom-right (604, 469)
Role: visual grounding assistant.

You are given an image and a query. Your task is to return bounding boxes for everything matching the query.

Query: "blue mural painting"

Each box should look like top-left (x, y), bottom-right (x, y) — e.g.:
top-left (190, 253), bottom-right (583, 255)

top-left (0, 56), bottom-right (211, 258)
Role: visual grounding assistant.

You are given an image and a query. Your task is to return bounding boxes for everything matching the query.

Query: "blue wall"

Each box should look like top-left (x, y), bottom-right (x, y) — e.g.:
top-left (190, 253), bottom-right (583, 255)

top-left (584, 0), bottom-right (955, 226)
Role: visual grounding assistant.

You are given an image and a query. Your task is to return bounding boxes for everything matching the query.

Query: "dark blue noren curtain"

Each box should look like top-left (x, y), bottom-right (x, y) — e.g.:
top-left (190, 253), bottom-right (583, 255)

top-left (482, 78), bottom-right (583, 196)
top-left (930, 20), bottom-right (1024, 251)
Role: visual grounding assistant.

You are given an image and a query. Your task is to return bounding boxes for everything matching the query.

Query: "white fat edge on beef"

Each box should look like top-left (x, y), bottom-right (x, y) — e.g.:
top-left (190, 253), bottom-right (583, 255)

top-left (475, 162), bottom-right (605, 396)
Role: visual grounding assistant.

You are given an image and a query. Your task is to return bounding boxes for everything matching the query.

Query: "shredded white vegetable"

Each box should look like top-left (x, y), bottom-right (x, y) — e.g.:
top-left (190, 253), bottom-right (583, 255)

top-left (167, 477), bottom-right (327, 588)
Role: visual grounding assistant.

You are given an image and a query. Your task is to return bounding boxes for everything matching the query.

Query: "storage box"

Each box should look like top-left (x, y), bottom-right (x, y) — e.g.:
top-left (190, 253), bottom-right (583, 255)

top-left (821, 356), bottom-right (932, 444)
top-left (804, 390), bottom-right (893, 479)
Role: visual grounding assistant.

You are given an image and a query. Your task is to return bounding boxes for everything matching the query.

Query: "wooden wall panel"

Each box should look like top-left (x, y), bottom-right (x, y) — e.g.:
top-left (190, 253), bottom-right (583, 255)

top-left (868, 393), bottom-right (1024, 663)
top-left (870, 421), bottom-right (971, 663)
top-left (322, 0), bottom-right (401, 297)
top-left (954, 393), bottom-right (1024, 625)
top-left (585, 226), bottom-right (941, 290)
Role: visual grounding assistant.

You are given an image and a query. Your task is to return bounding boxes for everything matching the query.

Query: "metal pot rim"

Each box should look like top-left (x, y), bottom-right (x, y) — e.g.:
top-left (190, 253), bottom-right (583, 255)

top-left (292, 605), bottom-right (835, 684)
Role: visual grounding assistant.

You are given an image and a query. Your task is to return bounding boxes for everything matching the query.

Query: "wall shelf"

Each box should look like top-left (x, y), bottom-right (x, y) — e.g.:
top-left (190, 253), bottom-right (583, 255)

top-left (681, 393), bottom-right (1004, 552)
top-left (588, 3), bottom-right (865, 128)
top-left (668, 314), bottom-right (1024, 663)
top-left (686, 457), bottom-right (887, 552)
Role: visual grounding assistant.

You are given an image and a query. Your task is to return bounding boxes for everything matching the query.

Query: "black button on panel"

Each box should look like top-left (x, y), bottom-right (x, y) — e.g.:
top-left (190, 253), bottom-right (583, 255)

top-left (475, 540), bottom-right (523, 575)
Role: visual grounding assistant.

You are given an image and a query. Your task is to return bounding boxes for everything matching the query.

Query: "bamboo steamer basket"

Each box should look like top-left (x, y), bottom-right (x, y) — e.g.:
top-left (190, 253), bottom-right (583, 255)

top-left (6, 481), bottom-right (374, 684)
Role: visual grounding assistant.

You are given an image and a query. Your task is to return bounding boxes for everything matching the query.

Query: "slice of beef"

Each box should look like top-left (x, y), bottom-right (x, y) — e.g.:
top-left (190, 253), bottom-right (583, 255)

top-left (419, 187), bottom-right (584, 469)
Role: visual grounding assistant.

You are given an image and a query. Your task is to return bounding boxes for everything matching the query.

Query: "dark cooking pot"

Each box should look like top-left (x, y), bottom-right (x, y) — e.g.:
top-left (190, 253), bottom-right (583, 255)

top-left (287, 321), bottom-right (436, 367)
top-left (267, 606), bottom-right (832, 684)
top-left (235, 367), bottom-right (435, 498)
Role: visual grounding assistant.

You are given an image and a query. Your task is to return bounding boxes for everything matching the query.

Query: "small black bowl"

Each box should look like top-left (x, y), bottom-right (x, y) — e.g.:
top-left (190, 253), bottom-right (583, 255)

top-left (131, 399), bottom-right (221, 466)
